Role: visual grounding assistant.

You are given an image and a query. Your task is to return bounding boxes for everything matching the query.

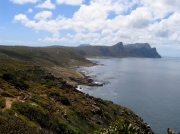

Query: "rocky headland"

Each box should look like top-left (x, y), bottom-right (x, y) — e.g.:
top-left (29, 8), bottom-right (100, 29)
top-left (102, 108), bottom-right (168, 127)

top-left (73, 42), bottom-right (161, 58)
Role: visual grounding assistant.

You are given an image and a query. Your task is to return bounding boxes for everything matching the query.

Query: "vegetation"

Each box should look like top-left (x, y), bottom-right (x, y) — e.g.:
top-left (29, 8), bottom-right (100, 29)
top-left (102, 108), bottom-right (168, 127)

top-left (167, 128), bottom-right (180, 134)
top-left (93, 120), bottom-right (152, 134)
top-left (0, 45), bottom-right (160, 134)
top-left (0, 97), bottom-right (5, 109)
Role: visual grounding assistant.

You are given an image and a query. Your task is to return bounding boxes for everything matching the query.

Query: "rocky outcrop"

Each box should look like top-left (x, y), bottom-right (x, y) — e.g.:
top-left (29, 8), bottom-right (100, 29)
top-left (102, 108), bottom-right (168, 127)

top-left (69, 75), bottom-right (104, 87)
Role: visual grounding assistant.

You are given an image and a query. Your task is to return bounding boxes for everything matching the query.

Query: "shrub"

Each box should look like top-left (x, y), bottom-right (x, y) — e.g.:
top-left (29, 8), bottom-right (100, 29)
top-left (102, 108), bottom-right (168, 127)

top-left (0, 97), bottom-right (5, 109)
top-left (2, 73), bottom-right (14, 81)
top-left (60, 95), bottom-right (71, 106)
top-left (93, 119), bottom-right (154, 134)
top-left (30, 95), bottom-right (48, 108)
top-left (30, 95), bottom-right (56, 112)
top-left (3, 109), bottom-right (15, 115)
top-left (7, 89), bottom-right (19, 96)
top-left (49, 92), bottom-right (71, 106)
top-left (0, 78), bottom-right (15, 90)
top-left (49, 92), bottom-right (61, 99)
top-left (11, 101), bottom-right (47, 124)
top-left (2, 73), bottom-right (29, 90)
top-left (1, 91), bottom-right (15, 97)
top-left (11, 101), bottom-right (80, 134)
top-left (0, 113), bottom-right (49, 134)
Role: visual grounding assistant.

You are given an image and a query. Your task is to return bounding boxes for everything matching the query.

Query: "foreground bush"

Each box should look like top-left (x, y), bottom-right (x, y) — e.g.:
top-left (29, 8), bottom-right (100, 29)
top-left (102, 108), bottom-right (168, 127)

top-left (49, 92), bottom-right (71, 106)
top-left (93, 119), bottom-right (153, 134)
top-left (2, 73), bottom-right (29, 90)
top-left (11, 101), bottom-right (81, 134)
top-left (0, 97), bottom-right (5, 109)
top-left (0, 112), bottom-right (49, 134)
top-left (167, 128), bottom-right (180, 134)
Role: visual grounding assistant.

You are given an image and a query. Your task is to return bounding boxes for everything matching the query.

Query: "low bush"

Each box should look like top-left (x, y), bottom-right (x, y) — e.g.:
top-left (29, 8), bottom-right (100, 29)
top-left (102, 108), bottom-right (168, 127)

top-left (0, 78), bottom-right (15, 90)
top-left (3, 109), bottom-right (15, 115)
top-left (93, 119), bottom-right (155, 134)
top-left (11, 101), bottom-right (81, 134)
top-left (0, 97), bottom-right (5, 109)
top-left (49, 92), bottom-right (71, 106)
top-left (30, 95), bottom-right (48, 108)
top-left (2, 73), bottom-right (29, 90)
top-left (0, 112), bottom-right (49, 134)
top-left (1, 91), bottom-right (15, 97)
top-left (60, 95), bottom-right (71, 106)
top-left (7, 89), bottom-right (19, 96)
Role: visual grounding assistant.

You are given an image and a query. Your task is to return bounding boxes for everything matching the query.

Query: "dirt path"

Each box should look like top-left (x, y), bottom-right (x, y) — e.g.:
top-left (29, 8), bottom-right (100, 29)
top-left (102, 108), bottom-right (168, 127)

top-left (4, 97), bottom-right (18, 109)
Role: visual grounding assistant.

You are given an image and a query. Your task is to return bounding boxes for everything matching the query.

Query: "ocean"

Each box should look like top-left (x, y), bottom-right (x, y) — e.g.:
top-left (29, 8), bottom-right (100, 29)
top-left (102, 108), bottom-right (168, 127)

top-left (76, 57), bottom-right (180, 134)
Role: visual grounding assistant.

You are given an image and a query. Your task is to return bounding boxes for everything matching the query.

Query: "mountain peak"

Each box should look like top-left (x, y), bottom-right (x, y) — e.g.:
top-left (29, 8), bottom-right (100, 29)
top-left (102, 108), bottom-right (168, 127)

top-left (112, 42), bottom-right (124, 49)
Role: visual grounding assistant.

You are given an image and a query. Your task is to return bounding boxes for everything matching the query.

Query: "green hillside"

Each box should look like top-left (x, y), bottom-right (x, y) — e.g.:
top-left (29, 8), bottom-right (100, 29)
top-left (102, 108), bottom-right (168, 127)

top-left (0, 46), bottom-right (93, 80)
top-left (0, 45), bottom-right (154, 134)
top-left (0, 46), bottom-right (91, 67)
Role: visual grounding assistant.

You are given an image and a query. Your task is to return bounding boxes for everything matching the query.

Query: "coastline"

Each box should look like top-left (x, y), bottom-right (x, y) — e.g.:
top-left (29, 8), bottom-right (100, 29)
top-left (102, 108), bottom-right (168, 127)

top-left (69, 68), bottom-right (104, 87)
top-left (72, 69), bottom-right (154, 133)
top-left (68, 58), bottom-right (106, 87)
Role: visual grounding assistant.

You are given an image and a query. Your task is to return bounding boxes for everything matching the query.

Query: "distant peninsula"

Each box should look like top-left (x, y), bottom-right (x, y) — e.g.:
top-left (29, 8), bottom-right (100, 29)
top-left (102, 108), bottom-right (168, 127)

top-left (73, 42), bottom-right (161, 58)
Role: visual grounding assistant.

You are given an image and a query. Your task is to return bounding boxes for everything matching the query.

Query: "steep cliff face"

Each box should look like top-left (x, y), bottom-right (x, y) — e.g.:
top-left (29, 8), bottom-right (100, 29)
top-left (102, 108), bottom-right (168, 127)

top-left (74, 42), bottom-right (161, 58)
top-left (124, 43), bottom-right (161, 58)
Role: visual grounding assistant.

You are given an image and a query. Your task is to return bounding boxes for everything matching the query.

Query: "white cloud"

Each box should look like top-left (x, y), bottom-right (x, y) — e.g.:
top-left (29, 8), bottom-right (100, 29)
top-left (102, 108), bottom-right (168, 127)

top-left (155, 28), bottom-right (171, 38)
top-left (10, 0), bottom-right (39, 4)
top-left (42, 37), bottom-right (68, 42)
top-left (101, 29), bottom-right (113, 36)
top-left (56, 0), bottom-right (84, 5)
top-left (27, 8), bottom-right (33, 13)
top-left (73, 4), bottom-right (108, 22)
top-left (141, 0), bottom-right (180, 19)
top-left (13, 14), bottom-right (29, 23)
top-left (36, 0), bottom-right (56, 9)
top-left (34, 11), bottom-right (52, 20)
top-left (128, 7), bottom-right (152, 29)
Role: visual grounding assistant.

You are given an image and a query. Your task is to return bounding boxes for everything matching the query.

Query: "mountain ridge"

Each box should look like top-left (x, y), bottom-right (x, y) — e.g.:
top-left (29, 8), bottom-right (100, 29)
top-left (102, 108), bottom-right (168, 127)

top-left (73, 42), bottom-right (161, 58)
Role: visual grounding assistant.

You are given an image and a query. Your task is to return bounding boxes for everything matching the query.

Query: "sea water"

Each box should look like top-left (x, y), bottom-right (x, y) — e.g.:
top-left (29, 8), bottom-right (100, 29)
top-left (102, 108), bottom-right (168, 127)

top-left (77, 57), bottom-right (180, 134)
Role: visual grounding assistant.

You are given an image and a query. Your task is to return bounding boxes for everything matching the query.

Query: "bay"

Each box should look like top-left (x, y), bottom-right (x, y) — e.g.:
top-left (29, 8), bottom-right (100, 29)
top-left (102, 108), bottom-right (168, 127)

top-left (77, 57), bottom-right (180, 134)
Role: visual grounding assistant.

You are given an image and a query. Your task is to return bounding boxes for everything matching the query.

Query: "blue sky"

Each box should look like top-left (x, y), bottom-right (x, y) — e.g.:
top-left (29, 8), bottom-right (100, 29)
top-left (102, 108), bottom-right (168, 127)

top-left (0, 0), bottom-right (180, 57)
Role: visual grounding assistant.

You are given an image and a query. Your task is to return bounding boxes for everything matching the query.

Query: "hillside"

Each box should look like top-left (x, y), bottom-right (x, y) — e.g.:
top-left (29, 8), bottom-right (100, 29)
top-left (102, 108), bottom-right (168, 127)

top-left (0, 45), bottom-right (155, 133)
top-left (0, 46), bottom-right (92, 67)
top-left (73, 42), bottom-right (161, 58)
top-left (0, 46), bottom-right (93, 80)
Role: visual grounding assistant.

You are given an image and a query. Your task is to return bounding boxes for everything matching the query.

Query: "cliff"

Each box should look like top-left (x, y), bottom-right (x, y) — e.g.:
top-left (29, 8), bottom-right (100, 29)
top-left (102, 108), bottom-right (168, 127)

top-left (124, 43), bottom-right (161, 58)
top-left (74, 42), bottom-right (161, 58)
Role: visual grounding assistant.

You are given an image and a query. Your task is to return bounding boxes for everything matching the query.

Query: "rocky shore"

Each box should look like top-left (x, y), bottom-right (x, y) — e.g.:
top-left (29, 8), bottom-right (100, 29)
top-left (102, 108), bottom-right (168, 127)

top-left (69, 73), bottom-right (104, 87)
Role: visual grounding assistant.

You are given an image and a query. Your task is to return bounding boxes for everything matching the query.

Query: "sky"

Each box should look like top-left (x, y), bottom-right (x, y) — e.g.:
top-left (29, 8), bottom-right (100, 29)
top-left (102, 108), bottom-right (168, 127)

top-left (0, 0), bottom-right (180, 57)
